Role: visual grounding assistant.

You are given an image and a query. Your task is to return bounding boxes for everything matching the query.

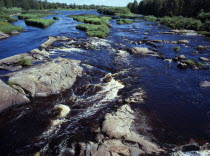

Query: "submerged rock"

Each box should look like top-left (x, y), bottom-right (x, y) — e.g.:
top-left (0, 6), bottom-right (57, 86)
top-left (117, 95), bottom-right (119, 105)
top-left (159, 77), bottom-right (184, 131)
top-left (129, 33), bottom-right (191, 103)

top-left (128, 47), bottom-right (154, 56)
top-left (199, 57), bottom-right (210, 62)
top-left (0, 79), bottom-right (29, 112)
top-left (200, 81), bottom-right (210, 88)
top-left (8, 57), bottom-right (83, 97)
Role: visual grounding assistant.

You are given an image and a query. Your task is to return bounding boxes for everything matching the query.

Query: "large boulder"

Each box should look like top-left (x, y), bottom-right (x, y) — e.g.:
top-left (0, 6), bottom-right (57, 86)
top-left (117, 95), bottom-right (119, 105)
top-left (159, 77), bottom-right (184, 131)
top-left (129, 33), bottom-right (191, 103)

top-left (0, 79), bottom-right (29, 112)
top-left (8, 58), bottom-right (83, 97)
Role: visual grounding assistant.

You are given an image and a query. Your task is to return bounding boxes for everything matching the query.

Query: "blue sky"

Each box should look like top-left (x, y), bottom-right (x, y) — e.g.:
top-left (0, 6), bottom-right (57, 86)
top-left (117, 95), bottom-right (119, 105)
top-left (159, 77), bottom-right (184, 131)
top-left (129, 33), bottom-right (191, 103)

top-left (48, 0), bottom-right (138, 7)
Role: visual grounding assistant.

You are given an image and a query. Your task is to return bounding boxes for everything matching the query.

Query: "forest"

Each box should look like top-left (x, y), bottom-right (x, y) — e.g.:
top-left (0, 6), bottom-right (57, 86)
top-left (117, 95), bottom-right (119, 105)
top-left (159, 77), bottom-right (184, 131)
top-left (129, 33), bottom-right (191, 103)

top-left (0, 0), bottom-right (104, 10)
top-left (127, 0), bottom-right (210, 17)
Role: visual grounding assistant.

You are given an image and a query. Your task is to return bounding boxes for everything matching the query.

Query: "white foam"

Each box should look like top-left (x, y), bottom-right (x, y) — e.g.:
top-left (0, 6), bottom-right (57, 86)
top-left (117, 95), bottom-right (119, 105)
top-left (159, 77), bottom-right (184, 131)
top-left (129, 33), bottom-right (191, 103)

top-left (54, 104), bottom-right (71, 118)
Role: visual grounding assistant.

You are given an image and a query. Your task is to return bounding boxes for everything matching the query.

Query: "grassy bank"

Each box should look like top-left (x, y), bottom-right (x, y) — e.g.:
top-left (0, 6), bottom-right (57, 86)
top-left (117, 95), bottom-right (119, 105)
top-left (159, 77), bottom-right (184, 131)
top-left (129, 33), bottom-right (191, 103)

top-left (18, 11), bottom-right (56, 20)
top-left (0, 15), bottom-right (18, 22)
top-left (0, 7), bottom-right (22, 15)
top-left (0, 21), bottom-right (23, 33)
top-left (159, 16), bottom-right (202, 31)
top-left (97, 7), bottom-right (131, 15)
top-left (68, 14), bottom-right (111, 38)
top-left (25, 18), bottom-right (55, 28)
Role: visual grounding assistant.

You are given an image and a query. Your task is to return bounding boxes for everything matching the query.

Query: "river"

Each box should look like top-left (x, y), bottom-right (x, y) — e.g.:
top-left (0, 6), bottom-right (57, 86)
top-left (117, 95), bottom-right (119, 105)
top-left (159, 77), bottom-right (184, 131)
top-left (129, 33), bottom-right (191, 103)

top-left (0, 10), bottom-right (210, 155)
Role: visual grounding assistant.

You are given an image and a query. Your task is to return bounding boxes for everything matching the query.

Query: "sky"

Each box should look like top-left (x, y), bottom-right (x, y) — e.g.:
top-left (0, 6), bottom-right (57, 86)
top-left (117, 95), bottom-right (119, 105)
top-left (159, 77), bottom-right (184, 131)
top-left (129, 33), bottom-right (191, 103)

top-left (48, 0), bottom-right (137, 7)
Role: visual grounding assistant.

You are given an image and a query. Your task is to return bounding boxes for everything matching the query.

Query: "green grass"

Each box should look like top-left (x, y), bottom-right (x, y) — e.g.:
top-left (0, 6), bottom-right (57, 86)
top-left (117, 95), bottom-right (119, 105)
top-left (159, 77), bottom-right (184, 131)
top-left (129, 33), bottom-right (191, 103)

top-left (97, 7), bottom-right (131, 15)
top-left (116, 19), bottom-right (133, 25)
top-left (0, 21), bottom-right (23, 33)
top-left (53, 17), bottom-right (59, 20)
top-left (76, 24), bottom-right (109, 38)
top-left (18, 13), bottom-right (53, 20)
top-left (17, 58), bottom-right (32, 66)
top-left (198, 31), bottom-right (210, 36)
top-left (68, 14), bottom-right (111, 38)
top-left (173, 46), bottom-right (181, 52)
top-left (144, 16), bottom-right (158, 22)
top-left (25, 18), bottom-right (55, 28)
top-left (0, 15), bottom-right (18, 22)
top-left (0, 7), bottom-right (22, 15)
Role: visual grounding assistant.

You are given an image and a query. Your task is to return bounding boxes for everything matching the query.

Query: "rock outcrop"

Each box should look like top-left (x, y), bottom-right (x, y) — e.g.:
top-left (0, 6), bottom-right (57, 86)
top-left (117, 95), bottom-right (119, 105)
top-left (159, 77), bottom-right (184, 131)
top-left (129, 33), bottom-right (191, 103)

top-left (0, 79), bottom-right (29, 112)
top-left (74, 105), bottom-right (164, 156)
top-left (8, 57), bottom-right (83, 97)
top-left (40, 36), bottom-right (70, 49)
top-left (0, 31), bottom-right (9, 40)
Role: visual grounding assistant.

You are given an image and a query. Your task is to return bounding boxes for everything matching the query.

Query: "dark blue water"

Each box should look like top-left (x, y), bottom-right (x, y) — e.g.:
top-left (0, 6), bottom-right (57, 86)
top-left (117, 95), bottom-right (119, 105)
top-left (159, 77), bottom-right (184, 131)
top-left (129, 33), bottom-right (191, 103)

top-left (0, 10), bottom-right (210, 154)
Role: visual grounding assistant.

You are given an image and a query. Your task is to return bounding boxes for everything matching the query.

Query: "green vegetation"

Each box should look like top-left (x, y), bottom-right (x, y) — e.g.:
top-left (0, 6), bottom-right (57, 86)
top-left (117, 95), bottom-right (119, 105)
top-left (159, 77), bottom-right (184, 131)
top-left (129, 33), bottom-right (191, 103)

top-left (18, 12), bottom-right (54, 20)
top-left (7, 80), bottom-right (15, 87)
top-left (0, 15), bottom-right (17, 22)
top-left (53, 17), bottom-right (59, 20)
top-left (0, 21), bottom-right (23, 33)
top-left (186, 59), bottom-right (203, 68)
top-left (25, 18), bottom-right (54, 28)
top-left (69, 14), bottom-right (111, 38)
top-left (17, 58), bottom-right (32, 66)
top-left (0, 0), bottom-right (105, 11)
top-left (173, 46), bottom-right (181, 52)
top-left (76, 24), bottom-right (109, 38)
top-left (97, 7), bottom-right (131, 15)
top-left (159, 16), bottom-right (202, 31)
top-left (116, 19), bottom-right (132, 25)
top-left (0, 7), bottom-right (22, 15)
top-left (144, 16), bottom-right (157, 22)
top-left (129, 0), bottom-right (210, 17)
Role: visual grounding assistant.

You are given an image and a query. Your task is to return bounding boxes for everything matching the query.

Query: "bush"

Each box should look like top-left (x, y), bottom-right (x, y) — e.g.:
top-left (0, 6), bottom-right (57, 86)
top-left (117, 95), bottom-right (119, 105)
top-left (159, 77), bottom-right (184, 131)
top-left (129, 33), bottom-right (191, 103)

top-left (0, 21), bottom-right (23, 33)
top-left (53, 17), bottom-right (59, 20)
top-left (0, 7), bottom-right (22, 15)
top-left (25, 18), bottom-right (55, 28)
top-left (144, 16), bottom-right (157, 22)
top-left (197, 12), bottom-right (210, 22)
top-left (159, 16), bottom-right (202, 31)
top-left (116, 19), bottom-right (132, 24)
top-left (17, 58), bottom-right (32, 66)
top-left (97, 7), bottom-right (131, 15)
top-left (173, 46), bottom-right (180, 52)
top-left (76, 24), bottom-right (109, 38)
top-left (0, 15), bottom-right (18, 22)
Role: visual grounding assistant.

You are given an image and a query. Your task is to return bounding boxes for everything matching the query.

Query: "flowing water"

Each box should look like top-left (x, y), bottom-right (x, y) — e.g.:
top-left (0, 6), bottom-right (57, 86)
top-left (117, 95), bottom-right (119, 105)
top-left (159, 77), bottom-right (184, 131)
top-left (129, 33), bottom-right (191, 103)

top-left (0, 10), bottom-right (210, 155)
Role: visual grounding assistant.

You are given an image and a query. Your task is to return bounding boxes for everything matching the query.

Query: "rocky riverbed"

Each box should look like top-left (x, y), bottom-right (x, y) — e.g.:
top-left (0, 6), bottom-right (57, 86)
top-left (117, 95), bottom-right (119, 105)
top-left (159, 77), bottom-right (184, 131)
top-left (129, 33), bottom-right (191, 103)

top-left (0, 10), bottom-right (210, 156)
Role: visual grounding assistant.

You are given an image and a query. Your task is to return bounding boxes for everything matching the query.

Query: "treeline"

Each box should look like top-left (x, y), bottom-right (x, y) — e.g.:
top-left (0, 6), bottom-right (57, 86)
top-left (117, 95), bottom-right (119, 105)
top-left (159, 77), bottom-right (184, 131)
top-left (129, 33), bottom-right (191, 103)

top-left (127, 0), bottom-right (210, 17)
top-left (0, 0), bottom-right (104, 10)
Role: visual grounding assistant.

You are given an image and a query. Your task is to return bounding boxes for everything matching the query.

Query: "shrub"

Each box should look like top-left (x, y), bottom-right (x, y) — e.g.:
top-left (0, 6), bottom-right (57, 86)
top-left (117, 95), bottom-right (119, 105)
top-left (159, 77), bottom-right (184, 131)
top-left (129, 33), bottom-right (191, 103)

top-left (97, 7), bottom-right (131, 15)
top-left (144, 15), bottom-right (157, 22)
top-left (0, 21), bottom-right (23, 33)
top-left (76, 24), bottom-right (109, 38)
top-left (0, 7), bottom-right (22, 15)
top-left (53, 17), bottom-right (59, 20)
top-left (197, 12), bottom-right (210, 22)
top-left (25, 18), bottom-right (55, 28)
top-left (159, 16), bottom-right (202, 31)
top-left (17, 58), bottom-right (32, 66)
top-left (116, 19), bottom-right (132, 24)
top-left (173, 46), bottom-right (180, 52)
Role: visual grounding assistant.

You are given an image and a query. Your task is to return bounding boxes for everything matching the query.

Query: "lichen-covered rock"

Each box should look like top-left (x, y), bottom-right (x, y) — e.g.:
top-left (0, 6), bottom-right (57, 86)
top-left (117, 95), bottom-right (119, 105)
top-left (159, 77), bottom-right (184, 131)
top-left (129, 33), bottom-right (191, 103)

top-left (128, 47), bottom-right (154, 56)
top-left (200, 81), bottom-right (210, 88)
top-left (40, 36), bottom-right (70, 49)
top-left (0, 79), bottom-right (29, 112)
top-left (8, 58), bottom-right (83, 97)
